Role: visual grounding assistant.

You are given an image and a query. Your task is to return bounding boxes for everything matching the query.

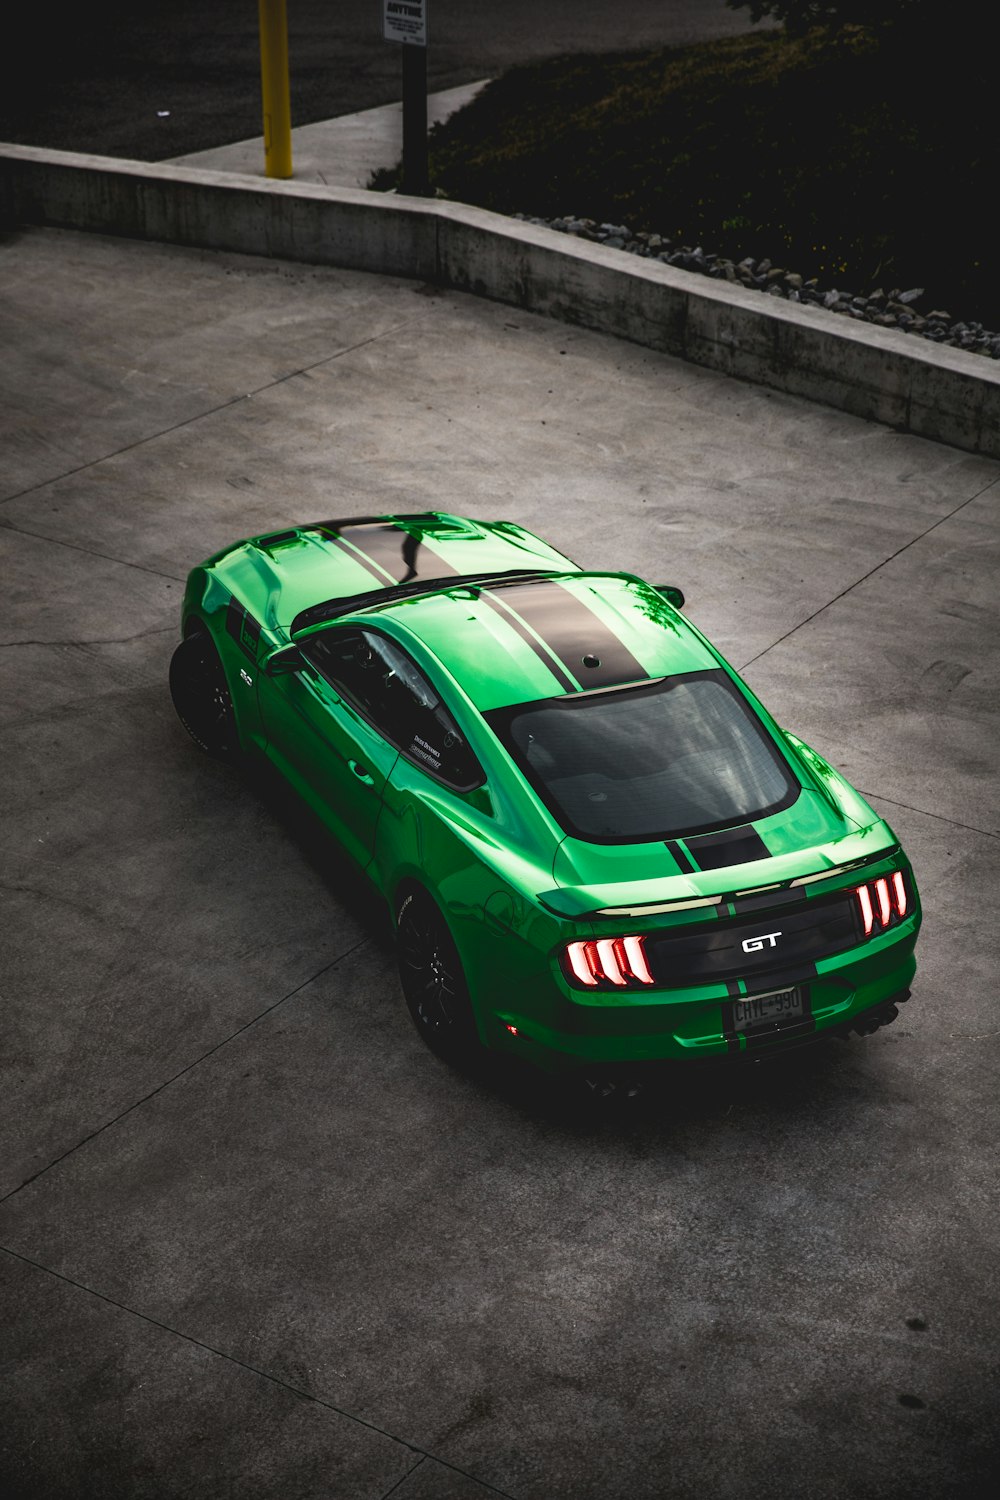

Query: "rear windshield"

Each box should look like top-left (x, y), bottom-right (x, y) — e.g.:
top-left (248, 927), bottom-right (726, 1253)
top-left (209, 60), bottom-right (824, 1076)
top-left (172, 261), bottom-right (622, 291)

top-left (486, 670), bottom-right (798, 843)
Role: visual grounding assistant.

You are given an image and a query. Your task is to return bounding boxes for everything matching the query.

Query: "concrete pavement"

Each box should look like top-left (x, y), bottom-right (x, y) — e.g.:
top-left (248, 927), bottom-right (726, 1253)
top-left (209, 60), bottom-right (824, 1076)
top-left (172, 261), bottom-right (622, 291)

top-left (6, 27), bottom-right (998, 463)
top-left (2, 224), bottom-right (999, 1498)
top-left (170, 83), bottom-right (487, 191)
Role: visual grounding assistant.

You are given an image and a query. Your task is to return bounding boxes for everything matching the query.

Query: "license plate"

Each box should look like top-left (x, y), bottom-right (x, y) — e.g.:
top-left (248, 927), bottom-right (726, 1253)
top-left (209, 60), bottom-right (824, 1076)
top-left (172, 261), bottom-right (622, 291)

top-left (732, 987), bottom-right (804, 1034)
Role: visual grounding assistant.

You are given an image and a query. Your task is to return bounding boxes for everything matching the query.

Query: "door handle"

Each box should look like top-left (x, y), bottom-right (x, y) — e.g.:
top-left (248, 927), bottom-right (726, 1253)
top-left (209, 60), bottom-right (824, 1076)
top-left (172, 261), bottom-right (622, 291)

top-left (348, 760), bottom-right (375, 786)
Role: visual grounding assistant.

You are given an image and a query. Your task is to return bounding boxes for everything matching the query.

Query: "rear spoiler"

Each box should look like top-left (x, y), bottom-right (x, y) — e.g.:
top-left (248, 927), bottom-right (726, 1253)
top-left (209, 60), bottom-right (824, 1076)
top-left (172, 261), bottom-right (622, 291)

top-left (537, 851), bottom-right (895, 921)
top-left (290, 569), bottom-right (562, 636)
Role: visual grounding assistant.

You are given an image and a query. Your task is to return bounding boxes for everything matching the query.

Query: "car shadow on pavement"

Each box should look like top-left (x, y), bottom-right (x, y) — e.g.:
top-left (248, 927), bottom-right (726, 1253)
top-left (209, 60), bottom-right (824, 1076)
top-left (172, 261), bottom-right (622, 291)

top-left (224, 754), bottom-right (885, 1148)
top-left (240, 755), bottom-right (397, 954)
top-left (449, 1023), bottom-right (870, 1140)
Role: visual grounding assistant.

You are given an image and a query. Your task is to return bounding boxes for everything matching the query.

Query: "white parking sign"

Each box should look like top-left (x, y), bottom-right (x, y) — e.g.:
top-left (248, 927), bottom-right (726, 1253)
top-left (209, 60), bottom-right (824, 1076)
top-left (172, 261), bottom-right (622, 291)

top-left (383, 0), bottom-right (427, 46)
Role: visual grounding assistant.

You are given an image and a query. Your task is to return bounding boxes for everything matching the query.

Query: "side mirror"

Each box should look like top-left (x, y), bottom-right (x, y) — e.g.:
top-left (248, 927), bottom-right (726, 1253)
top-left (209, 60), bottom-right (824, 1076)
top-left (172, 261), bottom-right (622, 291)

top-left (656, 585), bottom-right (685, 610)
top-left (264, 643), bottom-right (307, 677)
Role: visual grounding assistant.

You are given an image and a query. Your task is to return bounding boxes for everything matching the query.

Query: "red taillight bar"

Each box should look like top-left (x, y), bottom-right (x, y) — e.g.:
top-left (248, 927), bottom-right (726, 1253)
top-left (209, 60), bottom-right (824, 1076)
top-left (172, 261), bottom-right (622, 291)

top-left (855, 871), bottom-right (909, 938)
top-left (875, 877), bottom-right (892, 928)
top-left (563, 934), bottom-right (655, 989)
top-left (596, 938), bottom-right (628, 986)
top-left (566, 942), bottom-right (599, 987)
top-left (891, 870), bottom-right (907, 918)
top-left (621, 934), bottom-right (655, 986)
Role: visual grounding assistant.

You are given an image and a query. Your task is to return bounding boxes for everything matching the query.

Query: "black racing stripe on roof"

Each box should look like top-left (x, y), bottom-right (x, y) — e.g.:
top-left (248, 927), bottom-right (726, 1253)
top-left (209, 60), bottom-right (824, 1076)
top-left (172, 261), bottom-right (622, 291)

top-left (319, 520), bottom-right (459, 585)
top-left (486, 578), bottom-right (648, 691)
top-left (478, 590), bottom-right (578, 694)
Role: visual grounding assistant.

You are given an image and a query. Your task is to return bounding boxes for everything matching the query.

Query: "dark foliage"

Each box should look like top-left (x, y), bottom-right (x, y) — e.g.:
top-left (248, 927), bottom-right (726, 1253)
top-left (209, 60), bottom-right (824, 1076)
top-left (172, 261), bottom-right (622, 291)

top-left (378, 27), bottom-right (994, 325)
top-left (727, 1), bottom-right (918, 33)
top-left (726, 0), bottom-right (990, 40)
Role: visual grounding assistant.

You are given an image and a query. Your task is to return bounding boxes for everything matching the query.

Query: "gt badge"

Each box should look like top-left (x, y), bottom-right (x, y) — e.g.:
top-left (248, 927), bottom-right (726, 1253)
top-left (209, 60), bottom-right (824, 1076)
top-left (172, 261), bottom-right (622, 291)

top-left (742, 931), bottom-right (782, 953)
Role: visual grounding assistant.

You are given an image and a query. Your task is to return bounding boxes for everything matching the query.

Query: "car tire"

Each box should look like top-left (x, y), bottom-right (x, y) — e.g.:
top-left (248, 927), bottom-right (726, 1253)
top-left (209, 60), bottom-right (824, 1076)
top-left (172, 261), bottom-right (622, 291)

top-left (169, 628), bottom-right (238, 758)
top-left (395, 889), bottom-right (482, 1066)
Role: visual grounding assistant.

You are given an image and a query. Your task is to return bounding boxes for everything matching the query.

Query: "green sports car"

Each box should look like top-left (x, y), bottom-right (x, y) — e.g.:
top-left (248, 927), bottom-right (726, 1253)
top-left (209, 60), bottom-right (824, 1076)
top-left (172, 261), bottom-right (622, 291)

top-left (170, 512), bottom-right (919, 1073)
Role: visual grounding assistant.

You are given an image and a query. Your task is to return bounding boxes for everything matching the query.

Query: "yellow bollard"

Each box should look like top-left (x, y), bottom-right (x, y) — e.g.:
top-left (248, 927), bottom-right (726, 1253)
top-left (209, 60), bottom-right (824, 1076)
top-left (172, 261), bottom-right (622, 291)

top-left (258, 0), bottom-right (293, 179)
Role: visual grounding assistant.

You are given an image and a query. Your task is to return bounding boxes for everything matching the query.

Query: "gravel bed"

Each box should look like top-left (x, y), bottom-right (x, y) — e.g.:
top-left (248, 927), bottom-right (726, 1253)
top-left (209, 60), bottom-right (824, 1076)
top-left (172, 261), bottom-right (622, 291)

top-left (514, 214), bottom-right (1000, 360)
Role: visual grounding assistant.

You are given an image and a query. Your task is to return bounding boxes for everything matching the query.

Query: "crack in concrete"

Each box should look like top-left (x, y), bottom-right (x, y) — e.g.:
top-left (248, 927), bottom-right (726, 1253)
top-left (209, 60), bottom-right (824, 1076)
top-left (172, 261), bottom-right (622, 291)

top-left (0, 883), bottom-right (102, 917)
top-left (0, 626), bottom-right (175, 650)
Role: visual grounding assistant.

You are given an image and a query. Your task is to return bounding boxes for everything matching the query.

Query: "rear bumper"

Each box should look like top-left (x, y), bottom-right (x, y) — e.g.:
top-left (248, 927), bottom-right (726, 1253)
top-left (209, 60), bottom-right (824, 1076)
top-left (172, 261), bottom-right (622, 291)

top-left (486, 922), bottom-right (919, 1072)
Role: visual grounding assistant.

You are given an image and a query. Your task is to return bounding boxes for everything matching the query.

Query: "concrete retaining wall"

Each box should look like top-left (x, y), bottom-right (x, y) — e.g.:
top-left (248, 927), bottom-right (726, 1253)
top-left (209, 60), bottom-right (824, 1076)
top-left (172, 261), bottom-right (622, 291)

top-left (4, 143), bottom-right (999, 459)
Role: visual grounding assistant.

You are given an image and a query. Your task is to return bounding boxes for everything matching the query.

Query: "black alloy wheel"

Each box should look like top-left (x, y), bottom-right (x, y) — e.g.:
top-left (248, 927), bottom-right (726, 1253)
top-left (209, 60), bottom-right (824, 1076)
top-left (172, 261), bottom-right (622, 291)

top-left (396, 890), bottom-right (481, 1065)
top-left (169, 629), bottom-right (238, 758)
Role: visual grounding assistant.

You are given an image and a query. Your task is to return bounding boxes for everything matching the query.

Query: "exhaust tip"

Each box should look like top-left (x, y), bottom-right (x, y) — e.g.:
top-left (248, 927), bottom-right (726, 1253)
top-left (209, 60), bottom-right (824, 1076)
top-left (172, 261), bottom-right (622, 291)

top-left (839, 988), bottom-right (911, 1040)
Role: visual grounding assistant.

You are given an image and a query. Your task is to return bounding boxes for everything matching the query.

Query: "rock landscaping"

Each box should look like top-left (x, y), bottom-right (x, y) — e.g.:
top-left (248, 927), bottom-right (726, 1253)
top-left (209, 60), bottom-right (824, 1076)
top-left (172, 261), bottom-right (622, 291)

top-left (515, 214), bottom-right (1000, 360)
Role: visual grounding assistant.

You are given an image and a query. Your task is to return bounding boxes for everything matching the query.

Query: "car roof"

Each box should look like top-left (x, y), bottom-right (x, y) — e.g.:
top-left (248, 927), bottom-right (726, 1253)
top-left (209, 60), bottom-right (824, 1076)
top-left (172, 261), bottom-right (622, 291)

top-left (362, 572), bottom-right (718, 711)
top-left (213, 512), bottom-right (716, 711)
top-left (220, 512), bottom-right (579, 631)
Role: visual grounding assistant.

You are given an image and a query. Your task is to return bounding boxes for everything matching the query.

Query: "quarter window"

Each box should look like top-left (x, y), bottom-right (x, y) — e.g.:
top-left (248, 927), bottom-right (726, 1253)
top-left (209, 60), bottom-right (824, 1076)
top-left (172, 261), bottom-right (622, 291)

top-left (301, 629), bottom-right (484, 791)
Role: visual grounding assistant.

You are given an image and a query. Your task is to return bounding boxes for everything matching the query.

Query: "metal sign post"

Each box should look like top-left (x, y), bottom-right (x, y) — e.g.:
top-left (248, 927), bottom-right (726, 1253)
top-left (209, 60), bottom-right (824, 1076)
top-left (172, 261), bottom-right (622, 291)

top-left (382, 1), bottom-right (429, 197)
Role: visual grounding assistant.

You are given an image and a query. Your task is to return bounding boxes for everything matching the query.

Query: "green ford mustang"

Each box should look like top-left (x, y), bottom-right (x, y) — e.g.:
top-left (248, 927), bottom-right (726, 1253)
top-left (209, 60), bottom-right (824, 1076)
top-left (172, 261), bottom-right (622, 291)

top-left (170, 512), bottom-right (920, 1072)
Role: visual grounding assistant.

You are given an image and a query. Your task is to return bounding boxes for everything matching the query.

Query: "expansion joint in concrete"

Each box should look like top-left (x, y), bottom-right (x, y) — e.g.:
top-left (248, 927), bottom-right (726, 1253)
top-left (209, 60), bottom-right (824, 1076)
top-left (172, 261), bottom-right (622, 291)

top-left (860, 792), bottom-right (1000, 843)
top-left (740, 472), bottom-right (1000, 672)
top-left (0, 939), bottom-right (372, 1207)
top-left (1, 517), bottom-right (186, 584)
top-left (0, 1244), bottom-right (518, 1499)
top-left (0, 314), bottom-right (428, 519)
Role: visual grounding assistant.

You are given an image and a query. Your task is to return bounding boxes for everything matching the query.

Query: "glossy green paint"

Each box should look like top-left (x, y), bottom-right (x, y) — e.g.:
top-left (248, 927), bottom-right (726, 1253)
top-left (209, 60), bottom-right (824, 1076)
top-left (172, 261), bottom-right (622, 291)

top-left (198, 514), bottom-right (579, 634)
top-left (177, 512), bottom-right (921, 1072)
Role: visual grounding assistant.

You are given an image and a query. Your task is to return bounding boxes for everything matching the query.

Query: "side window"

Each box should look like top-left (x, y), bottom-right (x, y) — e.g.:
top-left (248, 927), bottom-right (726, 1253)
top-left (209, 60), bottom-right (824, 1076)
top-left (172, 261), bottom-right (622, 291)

top-left (302, 629), bottom-right (484, 791)
top-left (302, 629), bottom-right (388, 720)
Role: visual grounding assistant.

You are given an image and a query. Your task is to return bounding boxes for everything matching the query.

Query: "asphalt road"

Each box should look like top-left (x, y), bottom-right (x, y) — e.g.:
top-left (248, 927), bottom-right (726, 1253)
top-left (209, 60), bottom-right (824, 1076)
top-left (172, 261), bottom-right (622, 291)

top-left (2, 0), bottom-right (764, 159)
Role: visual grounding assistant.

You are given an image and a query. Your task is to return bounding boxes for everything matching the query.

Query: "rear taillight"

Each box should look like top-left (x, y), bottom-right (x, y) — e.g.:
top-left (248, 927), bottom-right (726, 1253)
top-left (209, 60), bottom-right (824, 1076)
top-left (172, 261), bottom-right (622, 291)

top-left (855, 872), bottom-right (909, 937)
top-left (563, 935), bottom-right (655, 990)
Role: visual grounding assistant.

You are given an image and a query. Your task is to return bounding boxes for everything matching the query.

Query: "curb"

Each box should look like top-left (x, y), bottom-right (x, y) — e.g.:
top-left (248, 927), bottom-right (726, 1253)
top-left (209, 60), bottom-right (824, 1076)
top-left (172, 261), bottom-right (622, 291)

top-left (4, 143), bottom-right (998, 460)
